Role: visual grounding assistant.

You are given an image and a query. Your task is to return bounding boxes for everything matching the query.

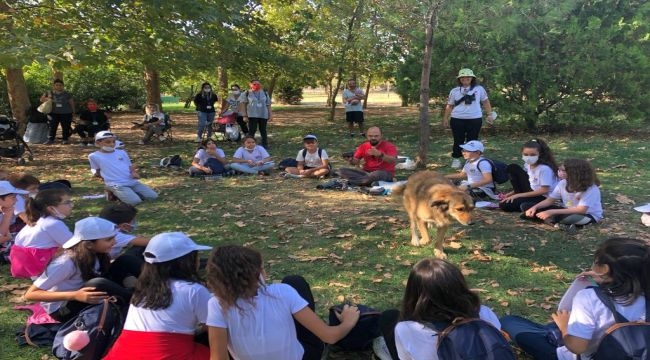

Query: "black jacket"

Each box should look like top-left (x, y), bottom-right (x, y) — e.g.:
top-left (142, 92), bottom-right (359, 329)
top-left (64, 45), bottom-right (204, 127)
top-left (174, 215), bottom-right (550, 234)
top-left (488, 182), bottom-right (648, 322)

top-left (194, 92), bottom-right (218, 113)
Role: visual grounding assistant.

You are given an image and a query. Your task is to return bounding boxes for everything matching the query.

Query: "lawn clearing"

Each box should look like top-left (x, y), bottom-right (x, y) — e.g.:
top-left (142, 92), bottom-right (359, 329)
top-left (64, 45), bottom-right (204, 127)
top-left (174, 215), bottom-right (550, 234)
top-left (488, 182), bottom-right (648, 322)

top-left (1, 105), bottom-right (648, 359)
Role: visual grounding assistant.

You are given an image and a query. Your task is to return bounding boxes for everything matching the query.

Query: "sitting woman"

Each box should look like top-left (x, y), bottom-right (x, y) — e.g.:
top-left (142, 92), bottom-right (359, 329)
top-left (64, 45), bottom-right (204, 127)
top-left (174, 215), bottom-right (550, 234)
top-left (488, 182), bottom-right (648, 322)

top-left (188, 139), bottom-right (230, 177)
top-left (75, 99), bottom-right (111, 146)
top-left (229, 135), bottom-right (274, 175)
top-left (133, 103), bottom-right (167, 145)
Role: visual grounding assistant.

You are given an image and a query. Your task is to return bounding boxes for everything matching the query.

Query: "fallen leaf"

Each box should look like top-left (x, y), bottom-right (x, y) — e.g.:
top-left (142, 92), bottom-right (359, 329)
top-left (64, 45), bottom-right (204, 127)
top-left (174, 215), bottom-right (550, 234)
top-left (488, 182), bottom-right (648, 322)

top-left (335, 233), bottom-right (354, 238)
top-left (234, 221), bottom-right (246, 228)
top-left (615, 194), bottom-right (635, 205)
top-left (328, 281), bottom-right (351, 288)
top-left (500, 301), bottom-right (509, 307)
top-left (525, 299), bottom-right (536, 306)
top-left (365, 223), bottom-right (377, 231)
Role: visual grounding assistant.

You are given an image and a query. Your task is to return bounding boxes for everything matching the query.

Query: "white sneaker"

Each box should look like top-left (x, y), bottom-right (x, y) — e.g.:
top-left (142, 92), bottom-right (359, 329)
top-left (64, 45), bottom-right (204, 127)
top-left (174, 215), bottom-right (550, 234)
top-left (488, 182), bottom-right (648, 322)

top-left (451, 158), bottom-right (462, 169)
top-left (158, 135), bottom-right (167, 142)
top-left (372, 337), bottom-right (392, 360)
top-left (195, 137), bottom-right (202, 143)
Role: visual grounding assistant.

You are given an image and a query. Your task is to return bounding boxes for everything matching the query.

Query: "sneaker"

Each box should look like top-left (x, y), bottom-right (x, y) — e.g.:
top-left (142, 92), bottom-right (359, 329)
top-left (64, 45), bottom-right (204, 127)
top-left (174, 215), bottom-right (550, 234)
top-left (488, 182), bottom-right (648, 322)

top-left (195, 137), bottom-right (202, 143)
top-left (372, 337), bottom-right (392, 360)
top-left (158, 135), bottom-right (167, 142)
top-left (317, 179), bottom-right (348, 190)
top-left (285, 173), bottom-right (304, 179)
top-left (369, 186), bottom-right (386, 195)
top-left (138, 140), bottom-right (145, 145)
top-left (451, 158), bottom-right (462, 169)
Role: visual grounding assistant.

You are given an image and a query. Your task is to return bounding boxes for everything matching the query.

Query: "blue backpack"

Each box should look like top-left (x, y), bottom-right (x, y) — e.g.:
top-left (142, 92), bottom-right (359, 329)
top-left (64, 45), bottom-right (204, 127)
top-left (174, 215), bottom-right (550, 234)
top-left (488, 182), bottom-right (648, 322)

top-left (589, 286), bottom-right (650, 360)
top-left (478, 158), bottom-right (509, 184)
top-left (427, 318), bottom-right (516, 360)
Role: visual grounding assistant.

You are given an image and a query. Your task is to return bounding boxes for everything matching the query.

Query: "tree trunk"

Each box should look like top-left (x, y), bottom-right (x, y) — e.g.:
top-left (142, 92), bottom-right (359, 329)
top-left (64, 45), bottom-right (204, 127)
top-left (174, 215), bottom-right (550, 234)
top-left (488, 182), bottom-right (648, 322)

top-left (217, 67), bottom-right (229, 112)
top-left (325, 74), bottom-right (335, 107)
top-left (267, 74), bottom-right (277, 98)
top-left (143, 65), bottom-right (162, 110)
top-left (415, 1), bottom-right (444, 169)
top-left (5, 68), bottom-right (31, 131)
top-left (363, 75), bottom-right (371, 109)
top-left (329, 67), bottom-right (344, 121)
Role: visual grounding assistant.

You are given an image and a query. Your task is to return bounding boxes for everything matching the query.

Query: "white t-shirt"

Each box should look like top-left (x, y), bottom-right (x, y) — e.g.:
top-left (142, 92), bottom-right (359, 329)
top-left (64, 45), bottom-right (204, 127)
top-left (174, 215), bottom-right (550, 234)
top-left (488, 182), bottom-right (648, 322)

top-left (193, 148), bottom-right (226, 166)
top-left (206, 283), bottom-right (308, 360)
top-left (557, 289), bottom-right (646, 360)
top-left (88, 149), bottom-right (137, 187)
top-left (109, 231), bottom-right (136, 259)
top-left (549, 180), bottom-right (603, 221)
top-left (448, 85), bottom-right (489, 119)
top-left (14, 195), bottom-right (26, 216)
top-left (296, 148), bottom-right (329, 168)
top-left (124, 280), bottom-right (211, 335)
top-left (525, 163), bottom-right (557, 195)
top-left (343, 88), bottom-right (364, 112)
top-left (33, 253), bottom-right (99, 314)
top-left (463, 157), bottom-right (495, 189)
top-left (395, 305), bottom-right (501, 360)
top-left (14, 216), bottom-right (72, 249)
top-left (233, 146), bottom-right (270, 162)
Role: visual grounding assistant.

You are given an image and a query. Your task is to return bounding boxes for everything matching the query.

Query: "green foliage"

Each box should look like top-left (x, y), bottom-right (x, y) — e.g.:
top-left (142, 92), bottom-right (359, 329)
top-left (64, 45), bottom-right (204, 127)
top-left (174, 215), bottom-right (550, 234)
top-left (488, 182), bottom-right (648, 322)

top-left (274, 86), bottom-right (304, 105)
top-left (64, 66), bottom-right (144, 111)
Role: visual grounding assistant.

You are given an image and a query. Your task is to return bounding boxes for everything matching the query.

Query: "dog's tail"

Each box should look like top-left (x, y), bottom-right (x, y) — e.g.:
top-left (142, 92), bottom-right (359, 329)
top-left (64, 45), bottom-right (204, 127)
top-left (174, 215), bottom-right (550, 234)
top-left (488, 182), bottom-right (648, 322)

top-left (391, 183), bottom-right (406, 197)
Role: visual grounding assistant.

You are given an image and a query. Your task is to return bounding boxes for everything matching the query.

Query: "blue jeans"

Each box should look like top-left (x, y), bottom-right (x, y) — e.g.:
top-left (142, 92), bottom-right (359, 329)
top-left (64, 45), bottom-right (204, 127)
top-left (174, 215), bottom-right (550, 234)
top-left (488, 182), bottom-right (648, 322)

top-left (230, 161), bottom-right (275, 174)
top-left (107, 182), bottom-right (158, 206)
top-left (500, 315), bottom-right (560, 360)
top-left (189, 158), bottom-right (228, 176)
top-left (197, 111), bottom-right (215, 139)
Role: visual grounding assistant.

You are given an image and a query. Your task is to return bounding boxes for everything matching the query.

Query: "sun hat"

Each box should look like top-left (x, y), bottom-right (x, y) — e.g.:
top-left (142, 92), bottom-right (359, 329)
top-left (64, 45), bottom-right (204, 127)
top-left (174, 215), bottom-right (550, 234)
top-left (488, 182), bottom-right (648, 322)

top-left (0, 181), bottom-right (28, 196)
top-left (634, 204), bottom-right (650, 213)
top-left (303, 134), bottom-right (318, 141)
top-left (459, 140), bottom-right (484, 153)
top-left (63, 217), bottom-right (118, 249)
top-left (94, 131), bottom-right (116, 142)
top-left (143, 232), bottom-right (211, 264)
top-left (457, 68), bottom-right (476, 78)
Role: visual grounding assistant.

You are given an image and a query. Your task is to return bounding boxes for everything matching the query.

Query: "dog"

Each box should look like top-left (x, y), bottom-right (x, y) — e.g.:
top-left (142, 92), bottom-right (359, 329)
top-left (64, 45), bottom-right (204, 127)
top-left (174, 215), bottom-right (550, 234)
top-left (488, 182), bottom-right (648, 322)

top-left (392, 171), bottom-right (474, 259)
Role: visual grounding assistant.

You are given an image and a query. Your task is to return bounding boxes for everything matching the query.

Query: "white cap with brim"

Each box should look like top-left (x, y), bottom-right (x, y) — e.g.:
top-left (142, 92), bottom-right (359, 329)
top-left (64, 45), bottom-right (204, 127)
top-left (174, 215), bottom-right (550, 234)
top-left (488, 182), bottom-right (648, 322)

top-left (634, 204), bottom-right (650, 213)
top-left (0, 181), bottom-right (28, 196)
top-left (63, 217), bottom-right (118, 249)
top-left (459, 140), bottom-right (485, 153)
top-left (94, 131), bottom-right (116, 142)
top-left (143, 232), bottom-right (212, 264)
top-left (303, 134), bottom-right (318, 141)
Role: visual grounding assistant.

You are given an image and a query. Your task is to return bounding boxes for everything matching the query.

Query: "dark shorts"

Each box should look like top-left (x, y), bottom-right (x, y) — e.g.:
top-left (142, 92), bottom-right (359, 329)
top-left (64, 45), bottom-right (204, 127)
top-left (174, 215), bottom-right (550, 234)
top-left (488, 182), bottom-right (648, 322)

top-left (345, 111), bottom-right (364, 124)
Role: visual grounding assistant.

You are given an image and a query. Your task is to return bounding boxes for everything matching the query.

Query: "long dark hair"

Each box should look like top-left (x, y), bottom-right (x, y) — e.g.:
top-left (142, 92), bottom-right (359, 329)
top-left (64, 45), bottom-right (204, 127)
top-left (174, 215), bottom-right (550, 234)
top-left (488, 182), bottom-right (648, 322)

top-left (521, 138), bottom-right (558, 173)
top-left (67, 240), bottom-right (111, 282)
top-left (401, 258), bottom-right (480, 323)
top-left (131, 251), bottom-right (201, 310)
top-left (25, 188), bottom-right (71, 225)
top-left (594, 237), bottom-right (650, 305)
top-left (206, 245), bottom-right (264, 312)
top-left (563, 158), bottom-right (600, 192)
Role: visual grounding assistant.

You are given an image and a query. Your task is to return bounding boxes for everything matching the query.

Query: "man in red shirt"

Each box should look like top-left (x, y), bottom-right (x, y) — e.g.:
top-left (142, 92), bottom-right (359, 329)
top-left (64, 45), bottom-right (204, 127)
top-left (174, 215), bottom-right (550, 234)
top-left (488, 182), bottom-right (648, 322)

top-left (337, 126), bottom-right (398, 186)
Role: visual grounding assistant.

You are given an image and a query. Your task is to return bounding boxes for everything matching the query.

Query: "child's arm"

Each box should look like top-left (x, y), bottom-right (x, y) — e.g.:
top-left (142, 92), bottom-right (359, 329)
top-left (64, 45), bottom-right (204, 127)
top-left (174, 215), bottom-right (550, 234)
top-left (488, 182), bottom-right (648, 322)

top-left (501, 186), bottom-right (551, 203)
top-left (551, 310), bottom-right (589, 354)
top-left (293, 304), bottom-right (360, 344)
top-left (24, 285), bottom-right (108, 304)
top-left (471, 171), bottom-right (494, 188)
top-left (445, 171), bottom-right (467, 181)
top-left (208, 326), bottom-right (230, 360)
top-left (128, 236), bottom-right (150, 247)
top-left (524, 197), bottom-right (556, 217)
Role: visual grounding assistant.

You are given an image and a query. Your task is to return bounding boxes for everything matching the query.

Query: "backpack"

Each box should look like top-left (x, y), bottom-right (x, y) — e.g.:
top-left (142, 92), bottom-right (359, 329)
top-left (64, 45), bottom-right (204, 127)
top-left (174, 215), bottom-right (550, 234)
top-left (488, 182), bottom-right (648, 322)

top-left (160, 155), bottom-right (182, 169)
top-left (328, 304), bottom-right (381, 351)
top-left (52, 297), bottom-right (126, 360)
top-left (589, 286), bottom-right (650, 360)
top-left (478, 158), bottom-right (509, 184)
top-left (427, 318), bottom-right (516, 360)
top-left (302, 148), bottom-right (323, 160)
top-left (278, 149), bottom-right (324, 170)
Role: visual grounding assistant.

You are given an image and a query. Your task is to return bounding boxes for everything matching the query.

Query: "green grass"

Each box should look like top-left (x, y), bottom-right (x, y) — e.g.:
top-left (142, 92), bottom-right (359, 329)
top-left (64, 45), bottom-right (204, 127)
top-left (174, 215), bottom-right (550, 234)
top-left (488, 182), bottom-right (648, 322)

top-left (2, 105), bottom-right (649, 359)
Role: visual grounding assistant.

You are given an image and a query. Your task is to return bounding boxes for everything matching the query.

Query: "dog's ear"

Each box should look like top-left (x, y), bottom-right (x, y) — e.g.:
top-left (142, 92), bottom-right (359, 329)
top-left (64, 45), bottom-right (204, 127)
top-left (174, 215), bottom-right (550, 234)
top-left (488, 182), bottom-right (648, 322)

top-left (430, 199), bottom-right (449, 211)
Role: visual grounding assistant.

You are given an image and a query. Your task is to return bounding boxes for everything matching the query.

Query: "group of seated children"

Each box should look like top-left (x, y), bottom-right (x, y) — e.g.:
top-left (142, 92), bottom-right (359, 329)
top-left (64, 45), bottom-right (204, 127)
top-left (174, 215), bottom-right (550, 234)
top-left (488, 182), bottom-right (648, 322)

top-left (447, 138), bottom-right (603, 234)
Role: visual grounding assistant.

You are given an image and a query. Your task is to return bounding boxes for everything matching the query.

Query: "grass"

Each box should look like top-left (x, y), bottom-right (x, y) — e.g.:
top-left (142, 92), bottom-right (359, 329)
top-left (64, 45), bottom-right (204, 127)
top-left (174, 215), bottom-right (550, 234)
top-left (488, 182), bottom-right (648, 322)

top-left (1, 104), bottom-right (649, 359)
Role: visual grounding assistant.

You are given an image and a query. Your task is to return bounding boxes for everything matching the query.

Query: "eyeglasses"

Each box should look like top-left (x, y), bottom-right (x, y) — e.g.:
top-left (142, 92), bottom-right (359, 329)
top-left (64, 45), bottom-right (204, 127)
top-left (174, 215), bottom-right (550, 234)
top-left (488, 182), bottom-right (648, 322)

top-left (59, 200), bottom-right (74, 206)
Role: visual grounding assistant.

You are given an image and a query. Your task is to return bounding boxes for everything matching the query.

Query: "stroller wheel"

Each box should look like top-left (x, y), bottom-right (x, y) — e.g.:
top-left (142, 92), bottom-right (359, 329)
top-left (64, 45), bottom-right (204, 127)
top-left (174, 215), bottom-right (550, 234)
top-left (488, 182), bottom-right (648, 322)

top-left (17, 158), bottom-right (25, 165)
top-left (28, 155), bottom-right (34, 161)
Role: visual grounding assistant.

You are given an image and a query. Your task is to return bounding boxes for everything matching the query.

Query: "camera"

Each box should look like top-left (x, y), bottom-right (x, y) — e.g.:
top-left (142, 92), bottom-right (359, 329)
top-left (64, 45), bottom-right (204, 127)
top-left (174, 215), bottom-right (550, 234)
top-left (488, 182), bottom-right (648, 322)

top-left (463, 93), bottom-right (476, 105)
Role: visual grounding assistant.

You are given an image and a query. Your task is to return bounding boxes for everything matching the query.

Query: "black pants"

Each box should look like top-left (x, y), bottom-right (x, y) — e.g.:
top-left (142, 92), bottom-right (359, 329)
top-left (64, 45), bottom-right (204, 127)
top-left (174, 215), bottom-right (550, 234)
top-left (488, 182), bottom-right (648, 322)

top-left (282, 275), bottom-right (324, 360)
top-left (236, 115), bottom-right (249, 135)
top-left (48, 113), bottom-right (73, 141)
top-left (499, 164), bottom-right (546, 212)
top-left (50, 277), bottom-right (132, 323)
top-left (75, 123), bottom-right (109, 141)
top-left (248, 117), bottom-right (268, 148)
top-left (337, 168), bottom-right (394, 186)
top-left (450, 117), bottom-right (482, 158)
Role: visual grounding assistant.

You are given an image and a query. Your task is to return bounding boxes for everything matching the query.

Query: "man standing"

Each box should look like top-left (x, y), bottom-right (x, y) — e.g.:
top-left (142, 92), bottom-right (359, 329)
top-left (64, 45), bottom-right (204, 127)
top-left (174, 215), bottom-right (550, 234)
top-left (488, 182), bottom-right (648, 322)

top-left (238, 79), bottom-right (272, 149)
top-left (337, 126), bottom-right (397, 186)
top-left (342, 79), bottom-right (365, 137)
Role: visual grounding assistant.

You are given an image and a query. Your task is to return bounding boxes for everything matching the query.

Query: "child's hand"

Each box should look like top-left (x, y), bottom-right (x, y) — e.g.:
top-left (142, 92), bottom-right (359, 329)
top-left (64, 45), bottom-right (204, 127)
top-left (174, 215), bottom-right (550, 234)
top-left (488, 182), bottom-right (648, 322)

top-left (74, 287), bottom-right (108, 304)
top-left (551, 310), bottom-right (571, 335)
top-left (335, 304), bottom-right (360, 325)
top-left (536, 211), bottom-right (552, 220)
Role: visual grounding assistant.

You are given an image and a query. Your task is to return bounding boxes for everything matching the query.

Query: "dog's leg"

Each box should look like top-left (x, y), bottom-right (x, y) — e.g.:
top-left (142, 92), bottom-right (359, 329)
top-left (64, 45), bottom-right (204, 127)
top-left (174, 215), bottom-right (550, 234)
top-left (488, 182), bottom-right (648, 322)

top-left (433, 224), bottom-right (448, 259)
top-left (416, 219), bottom-right (431, 246)
top-left (409, 213), bottom-right (421, 246)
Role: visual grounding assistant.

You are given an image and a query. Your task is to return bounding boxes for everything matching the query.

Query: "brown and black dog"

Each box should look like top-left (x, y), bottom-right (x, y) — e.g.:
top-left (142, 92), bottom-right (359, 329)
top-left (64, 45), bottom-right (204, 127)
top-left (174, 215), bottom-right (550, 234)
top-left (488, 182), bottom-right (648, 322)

top-left (392, 171), bottom-right (474, 258)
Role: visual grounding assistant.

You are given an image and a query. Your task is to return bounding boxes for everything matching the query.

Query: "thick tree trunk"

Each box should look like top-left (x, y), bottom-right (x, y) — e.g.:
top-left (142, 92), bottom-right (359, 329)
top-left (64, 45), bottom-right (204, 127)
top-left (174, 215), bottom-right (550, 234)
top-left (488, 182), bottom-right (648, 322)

top-left (267, 74), bottom-right (277, 98)
top-left (416, 1), bottom-right (443, 169)
top-left (325, 74), bottom-right (335, 107)
top-left (143, 65), bottom-right (162, 110)
top-left (363, 75), bottom-right (371, 109)
top-left (5, 68), bottom-right (31, 131)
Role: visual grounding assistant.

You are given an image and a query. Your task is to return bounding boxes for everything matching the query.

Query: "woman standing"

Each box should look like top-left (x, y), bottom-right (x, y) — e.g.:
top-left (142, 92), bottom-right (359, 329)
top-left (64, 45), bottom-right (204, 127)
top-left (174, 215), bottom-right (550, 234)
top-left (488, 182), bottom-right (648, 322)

top-left (193, 82), bottom-right (218, 142)
top-left (41, 79), bottom-right (75, 145)
top-left (238, 79), bottom-right (272, 149)
top-left (442, 69), bottom-right (493, 169)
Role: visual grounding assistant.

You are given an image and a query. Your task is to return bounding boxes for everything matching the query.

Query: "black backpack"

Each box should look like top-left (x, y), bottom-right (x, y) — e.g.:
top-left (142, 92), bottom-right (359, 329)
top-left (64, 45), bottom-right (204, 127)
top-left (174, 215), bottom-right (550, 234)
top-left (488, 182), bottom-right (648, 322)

top-left (328, 304), bottom-right (381, 351)
top-left (160, 154), bottom-right (182, 169)
top-left (589, 286), bottom-right (650, 360)
top-left (52, 297), bottom-right (126, 360)
top-left (278, 149), bottom-right (324, 170)
top-left (478, 158), bottom-right (509, 184)
top-left (426, 318), bottom-right (516, 360)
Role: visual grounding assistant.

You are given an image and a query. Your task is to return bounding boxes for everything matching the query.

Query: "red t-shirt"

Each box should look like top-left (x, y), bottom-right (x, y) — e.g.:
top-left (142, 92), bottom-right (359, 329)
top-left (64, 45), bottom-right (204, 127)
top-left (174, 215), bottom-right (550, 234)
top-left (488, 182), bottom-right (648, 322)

top-left (354, 140), bottom-right (398, 175)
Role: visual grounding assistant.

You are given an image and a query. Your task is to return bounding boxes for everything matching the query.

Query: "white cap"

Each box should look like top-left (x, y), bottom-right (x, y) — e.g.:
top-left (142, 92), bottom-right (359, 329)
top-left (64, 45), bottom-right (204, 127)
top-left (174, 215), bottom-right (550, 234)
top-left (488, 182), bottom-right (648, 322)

top-left (63, 217), bottom-right (118, 249)
top-left (303, 134), bottom-right (318, 141)
top-left (459, 140), bottom-right (485, 153)
top-left (634, 204), bottom-right (650, 213)
top-left (0, 181), bottom-right (28, 196)
top-left (143, 232), bottom-right (211, 264)
top-left (94, 131), bottom-right (116, 142)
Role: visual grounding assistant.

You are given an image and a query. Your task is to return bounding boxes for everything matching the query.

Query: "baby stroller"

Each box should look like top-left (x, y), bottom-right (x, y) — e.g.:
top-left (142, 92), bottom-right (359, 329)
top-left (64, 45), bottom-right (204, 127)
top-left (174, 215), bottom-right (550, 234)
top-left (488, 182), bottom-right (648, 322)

top-left (211, 110), bottom-right (241, 143)
top-left (0, 115), bottom-right (33, 164)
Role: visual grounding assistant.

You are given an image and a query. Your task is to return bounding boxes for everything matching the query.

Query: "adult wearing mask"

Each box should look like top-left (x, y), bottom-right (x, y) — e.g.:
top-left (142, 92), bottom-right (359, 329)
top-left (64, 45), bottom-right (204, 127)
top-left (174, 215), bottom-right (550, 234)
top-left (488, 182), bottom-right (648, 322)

top-left (225, 84), bottom-right (249, 136)
top-left (75, 99), bottom-right (111, 146)
top-left (238, 79), bottom-right (272, 149)
top-left (40, 79), bottom-right (75, 145)
top-left (193, 82), bottom-right (218, 142)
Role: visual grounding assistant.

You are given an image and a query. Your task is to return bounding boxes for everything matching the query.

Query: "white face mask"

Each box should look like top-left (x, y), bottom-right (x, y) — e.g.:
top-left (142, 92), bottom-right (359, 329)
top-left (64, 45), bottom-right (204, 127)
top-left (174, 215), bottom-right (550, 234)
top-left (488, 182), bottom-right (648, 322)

top-left (522, 155), bottom-right (539, 165)
top-left (203, 87), bottom-right (211, 92)
top-left (232, 90), bottom-right (240, 95)
top-left (642, 213), bottom-right (650, 227)
top-left (101, 146), bottom-right (115, 152)
top-left (29, 192), bottom-right (37, 199)
top-left (51, 208), bottom-right (67, 220)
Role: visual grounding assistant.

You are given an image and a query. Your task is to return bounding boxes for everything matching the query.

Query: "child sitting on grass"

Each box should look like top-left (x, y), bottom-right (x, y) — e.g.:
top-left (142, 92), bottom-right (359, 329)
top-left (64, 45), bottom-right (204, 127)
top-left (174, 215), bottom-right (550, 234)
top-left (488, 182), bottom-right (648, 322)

top-left (89, 131), bottom-right (158, 206)
top-left (445, 140), bottom-right (498, 200)
top-left (283, 134), bottom-right (331, 179)
top-left (230, 135), bottom-right (274, 176)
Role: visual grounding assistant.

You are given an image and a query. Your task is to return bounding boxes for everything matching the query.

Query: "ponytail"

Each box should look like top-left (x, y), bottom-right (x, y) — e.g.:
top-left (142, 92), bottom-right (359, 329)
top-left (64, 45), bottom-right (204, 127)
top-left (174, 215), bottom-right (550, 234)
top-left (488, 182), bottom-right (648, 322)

top-left (26, 188), bottom-right (70, 225)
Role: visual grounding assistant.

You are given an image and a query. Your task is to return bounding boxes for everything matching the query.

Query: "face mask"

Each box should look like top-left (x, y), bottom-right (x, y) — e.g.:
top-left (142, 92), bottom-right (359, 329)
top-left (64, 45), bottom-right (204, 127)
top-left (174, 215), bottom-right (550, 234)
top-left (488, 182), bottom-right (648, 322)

top-left (522, 155), bottom-right (539, 165)
top-left (251, 84), bottom-right (261, 91)
top-left (29, 192), bottom-right (38, 199)
top-left (87, 104), bottom-right (98, 111)
top-left (101, 146), bottom-right (115, 152)
top-left (642, 213), bottom-right (650, 227)
top-left (232, 90), bottom-right (240, 95)
top-left (51, 208), bottom-right (67, 220)
top-left (203, 87), bottom-right (211, 92)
